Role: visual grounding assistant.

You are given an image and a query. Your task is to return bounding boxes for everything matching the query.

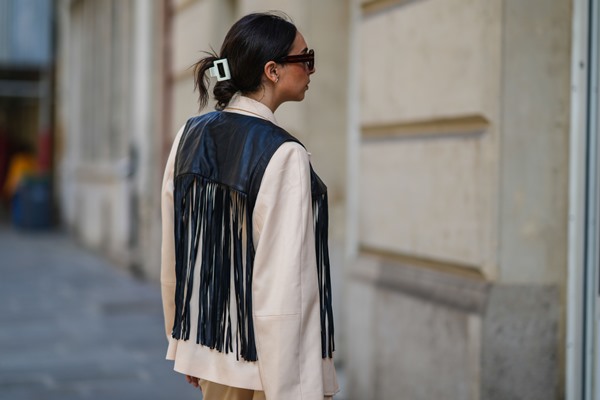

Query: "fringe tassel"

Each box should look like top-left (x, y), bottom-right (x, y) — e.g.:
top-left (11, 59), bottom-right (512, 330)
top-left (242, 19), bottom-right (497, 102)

top-left (173, 172), bottom-right (332, 361)
top-left (313, 192), bottom-right (335, 358)
top-left (172, 174), bottom-right (257, 361)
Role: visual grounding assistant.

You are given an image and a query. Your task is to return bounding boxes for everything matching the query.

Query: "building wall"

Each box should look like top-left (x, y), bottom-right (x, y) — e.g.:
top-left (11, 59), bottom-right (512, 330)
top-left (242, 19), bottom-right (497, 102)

top-left (346, 0), bottom-right (570, 399)
top-left (55, 0), bottom-right (165, 276)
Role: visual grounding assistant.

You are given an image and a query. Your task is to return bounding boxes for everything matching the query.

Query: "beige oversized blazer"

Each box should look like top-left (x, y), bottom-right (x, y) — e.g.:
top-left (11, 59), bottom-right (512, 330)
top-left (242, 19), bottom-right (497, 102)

top-left (161, 95), bottom-right (339, 399)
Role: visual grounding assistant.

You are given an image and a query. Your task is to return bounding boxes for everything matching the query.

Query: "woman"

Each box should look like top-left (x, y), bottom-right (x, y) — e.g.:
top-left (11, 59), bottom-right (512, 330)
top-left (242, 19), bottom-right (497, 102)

top-left (161, 12), bottom-right (338, 400)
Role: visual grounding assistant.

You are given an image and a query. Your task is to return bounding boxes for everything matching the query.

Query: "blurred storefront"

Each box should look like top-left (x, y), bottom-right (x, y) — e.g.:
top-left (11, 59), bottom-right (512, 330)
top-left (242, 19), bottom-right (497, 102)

top-left (0, 0), bottom-right (54, 227)
top-left (53, 0), bottom-right (597, 399)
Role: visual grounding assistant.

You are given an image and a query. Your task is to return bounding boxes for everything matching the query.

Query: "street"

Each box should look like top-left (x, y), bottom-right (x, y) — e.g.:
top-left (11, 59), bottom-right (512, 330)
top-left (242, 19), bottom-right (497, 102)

top-left (0, 226), bottom-right (201, 399)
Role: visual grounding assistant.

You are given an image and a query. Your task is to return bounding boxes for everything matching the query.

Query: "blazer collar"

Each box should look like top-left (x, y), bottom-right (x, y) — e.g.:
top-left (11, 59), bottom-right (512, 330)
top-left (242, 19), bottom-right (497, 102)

top-left (224, 94), bottom-right (279, 126)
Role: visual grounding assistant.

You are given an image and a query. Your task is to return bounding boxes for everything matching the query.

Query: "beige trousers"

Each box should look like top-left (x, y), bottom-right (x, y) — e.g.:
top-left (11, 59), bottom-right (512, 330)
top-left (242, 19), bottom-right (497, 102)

top-left (199, 379), bottom-right (266, 400)
top-left (199, 379), bottom-right (334, 400)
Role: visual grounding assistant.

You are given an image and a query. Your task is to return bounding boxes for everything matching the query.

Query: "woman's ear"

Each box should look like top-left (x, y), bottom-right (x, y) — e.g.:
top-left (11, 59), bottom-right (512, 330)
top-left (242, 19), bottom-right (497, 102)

top-left (263, 61), bottom-right (279, 84)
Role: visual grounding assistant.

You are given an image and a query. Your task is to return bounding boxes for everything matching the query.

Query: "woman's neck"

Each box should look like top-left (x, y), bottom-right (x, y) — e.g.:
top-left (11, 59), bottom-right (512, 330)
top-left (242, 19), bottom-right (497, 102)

top-left (245, 86), bottom-right (280, 113)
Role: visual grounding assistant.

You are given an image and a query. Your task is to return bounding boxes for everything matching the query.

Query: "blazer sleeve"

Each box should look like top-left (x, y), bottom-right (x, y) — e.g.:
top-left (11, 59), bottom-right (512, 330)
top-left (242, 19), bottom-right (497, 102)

top-left (160, 125), bottom-right (186, 340)
top-left (251, 142), bottom-right (325, 400)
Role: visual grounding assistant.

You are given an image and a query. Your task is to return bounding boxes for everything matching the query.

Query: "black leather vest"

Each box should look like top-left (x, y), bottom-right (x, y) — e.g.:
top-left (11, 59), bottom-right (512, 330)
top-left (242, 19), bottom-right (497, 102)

top-left (171, 111), bottom-right (334, 361)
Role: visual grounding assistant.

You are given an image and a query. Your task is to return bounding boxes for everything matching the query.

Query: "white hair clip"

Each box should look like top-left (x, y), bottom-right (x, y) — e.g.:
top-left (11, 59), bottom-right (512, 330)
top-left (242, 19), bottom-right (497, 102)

top-left (208, 58), bottom-right (231, 81)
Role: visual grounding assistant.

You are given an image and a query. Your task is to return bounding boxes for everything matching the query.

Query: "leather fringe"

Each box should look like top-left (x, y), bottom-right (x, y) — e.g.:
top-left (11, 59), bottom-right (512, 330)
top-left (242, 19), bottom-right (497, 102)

top-left (313, 192), bottom-right (335, 358)
top-left (172, 174), bottom-right (257, 361)
top-left (172, 172), bottom-right (334, 361)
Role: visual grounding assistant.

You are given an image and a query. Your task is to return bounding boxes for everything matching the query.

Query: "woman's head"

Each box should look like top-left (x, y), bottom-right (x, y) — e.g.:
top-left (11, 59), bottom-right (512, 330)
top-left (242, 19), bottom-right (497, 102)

top-left (194, 12), bottom-right (315, 111)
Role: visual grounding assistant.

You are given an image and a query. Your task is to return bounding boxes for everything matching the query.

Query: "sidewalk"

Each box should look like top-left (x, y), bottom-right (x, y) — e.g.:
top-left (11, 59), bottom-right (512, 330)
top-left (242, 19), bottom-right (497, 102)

top-left (0, 226), bottom-right (201, 399)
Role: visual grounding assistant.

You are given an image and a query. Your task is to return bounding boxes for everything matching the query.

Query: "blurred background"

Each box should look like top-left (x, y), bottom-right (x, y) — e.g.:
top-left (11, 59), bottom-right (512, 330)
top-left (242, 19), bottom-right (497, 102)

top-left (0, 0), bottom-right (598, 399)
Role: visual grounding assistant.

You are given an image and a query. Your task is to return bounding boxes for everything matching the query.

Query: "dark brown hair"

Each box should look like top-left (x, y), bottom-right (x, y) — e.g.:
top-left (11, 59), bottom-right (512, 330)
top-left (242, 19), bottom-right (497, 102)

top-left (193, 12), bottom-right (297, 111)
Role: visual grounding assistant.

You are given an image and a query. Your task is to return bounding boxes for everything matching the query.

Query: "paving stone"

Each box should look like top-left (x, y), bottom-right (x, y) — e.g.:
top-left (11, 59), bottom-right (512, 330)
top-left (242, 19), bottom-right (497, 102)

top-left (0, 226), bottom-right (199, 400)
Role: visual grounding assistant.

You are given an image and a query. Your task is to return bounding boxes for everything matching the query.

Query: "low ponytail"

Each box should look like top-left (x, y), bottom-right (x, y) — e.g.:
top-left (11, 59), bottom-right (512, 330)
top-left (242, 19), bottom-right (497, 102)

top-left (213, 80), bottom-right (239, 111)
top-left (193, 53), bottom-right (239, 111)
top-left (192, 53), bottom-right (218, 111)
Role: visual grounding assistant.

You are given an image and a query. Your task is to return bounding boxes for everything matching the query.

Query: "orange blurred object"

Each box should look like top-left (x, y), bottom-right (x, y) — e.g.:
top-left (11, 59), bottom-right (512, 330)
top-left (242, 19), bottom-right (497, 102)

top-left (3, 153), bottom-right (37, 198)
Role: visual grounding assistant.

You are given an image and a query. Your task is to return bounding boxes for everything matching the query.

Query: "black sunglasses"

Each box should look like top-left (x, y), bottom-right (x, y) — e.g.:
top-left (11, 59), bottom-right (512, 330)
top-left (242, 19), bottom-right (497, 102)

top-left (277, 49), bottom-right (315, 71)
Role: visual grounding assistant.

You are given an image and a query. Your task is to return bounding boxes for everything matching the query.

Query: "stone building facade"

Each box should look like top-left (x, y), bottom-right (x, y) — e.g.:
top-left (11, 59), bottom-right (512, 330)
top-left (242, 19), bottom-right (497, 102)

top-left (54, 0), bottom-right (593, 399)
top-left (347, 1), bottom-right (570, 399)
top-left (55, 0), bottom-right (166, 277)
